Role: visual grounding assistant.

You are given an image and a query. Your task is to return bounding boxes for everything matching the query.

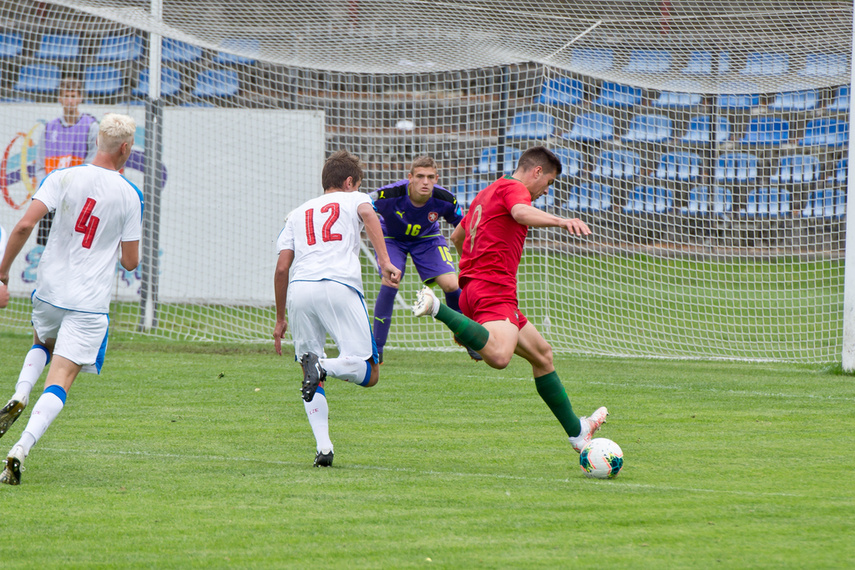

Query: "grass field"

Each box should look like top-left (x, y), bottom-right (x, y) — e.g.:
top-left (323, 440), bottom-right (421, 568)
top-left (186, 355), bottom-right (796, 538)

top-left (1, 331), bottom-right (853, 568)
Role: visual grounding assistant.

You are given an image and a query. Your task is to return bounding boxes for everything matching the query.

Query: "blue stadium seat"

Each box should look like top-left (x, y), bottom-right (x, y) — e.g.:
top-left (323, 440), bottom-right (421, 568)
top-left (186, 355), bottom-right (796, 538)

top-left (552, 148), bottom-right (582, 178)
top-left (715, 153), bottom-right (758, 184)
top-left (97, 34), bottom-right (142, 62)
top-left (162, 38), bottom-right (203, 63)
top-left (36, 33), bottom-right (80, 60)
top-left (802, 189), bottom-right (846, 219)
top-left (716, 82), bottom-right (760, 110)
top-left (0, 32), bottom-right (23, 58)
top-left (711, 187), bottom-right (734, 216)
top-left (656, 152), bottom-right (702, 182)
top-left (800, 118), bottom-right (849, 147)
top-left (84, 65), bottom-right (123, 96)
top-left (132, 67), bottom-right (183, 97)
top-left (538, 77), bottom-right (584, 107)
top-left (770, 155), bottom-right (820, 185)
top-left (451, 178), bottom-right (481, 207)
top-left (533, 193), bottom-right (557, 210)
top-left (563, 182), bottom-right (612, 213)
top-left (214, 38), bottom-right (260, 65)
top-left (563, 112), bottom-right (614, 142)
top-left (681, 51), bottom-right (712, 74)
top-left (682, 186), bottom-right (709, 216)
top-left (767, 86), bottom-right (818, 112)
top-left (681, 115), bottom-right (731, 145)
top-left (826, 85), bottom-right (849, 112)
top-left (718, 51), bottom-right (732, 73)
top-left (740, 52), bottom-right (788, 75)
top-left (473, 146), bottom-right (522, 175)
top-left (594, 82), bottom-right (643, 108)
top-left (505, 111), bottom-right (555, 139)
top-left (833, 158), bottom-right (848, 187)
top-left (14, 63), bottom-right (61, 93)
top-left (192, 68), bottom-right (240, 98)
top-left (623, 186), bottom-right (673, 214)
top-left (652, 80), bottom-right (703, 108)
top-left (621, 114), bottom-right (672, 143)
top-left (592, 150), bottom-right (641, 180)
top-left (741, 187), bottom-right (791, 218)
top-left (741, 117), bottom-right (789, 146)
top-left (570, 48), bottom-right (614, 72)
top-left (624, 50), bottom-right (671, 73)
top-left (799, 53), bottom-right (848, 78)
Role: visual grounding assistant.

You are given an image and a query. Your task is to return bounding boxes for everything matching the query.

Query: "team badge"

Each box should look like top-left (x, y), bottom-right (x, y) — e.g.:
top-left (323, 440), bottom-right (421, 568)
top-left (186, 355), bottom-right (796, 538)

top-left (428, 212), bottom-right (439, 222)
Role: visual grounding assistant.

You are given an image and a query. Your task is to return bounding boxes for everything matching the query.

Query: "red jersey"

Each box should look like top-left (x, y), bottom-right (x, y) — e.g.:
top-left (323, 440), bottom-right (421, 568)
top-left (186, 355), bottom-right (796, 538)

top-left (458, 175), bottom-right (531, 290)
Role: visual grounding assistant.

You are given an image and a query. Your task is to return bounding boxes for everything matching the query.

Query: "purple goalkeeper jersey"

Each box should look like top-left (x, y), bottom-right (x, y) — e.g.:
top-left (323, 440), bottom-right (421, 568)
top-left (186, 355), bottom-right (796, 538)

top-left (371, 179), bottom-right (463, 242)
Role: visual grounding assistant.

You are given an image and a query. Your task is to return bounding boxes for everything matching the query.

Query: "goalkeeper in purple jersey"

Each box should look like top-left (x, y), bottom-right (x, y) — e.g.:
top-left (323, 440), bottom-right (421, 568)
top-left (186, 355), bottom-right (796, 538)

top-left (370, 156), bottom-right (481, 362)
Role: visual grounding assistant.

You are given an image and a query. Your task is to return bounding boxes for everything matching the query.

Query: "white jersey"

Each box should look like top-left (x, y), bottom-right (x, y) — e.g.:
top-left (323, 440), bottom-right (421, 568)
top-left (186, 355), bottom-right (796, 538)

top-left (33, 164), bottom-right (143, 314)
top-left (277, 190), bottom-right (371, 294)
top-left (0, 223), bottom-right (7, 258)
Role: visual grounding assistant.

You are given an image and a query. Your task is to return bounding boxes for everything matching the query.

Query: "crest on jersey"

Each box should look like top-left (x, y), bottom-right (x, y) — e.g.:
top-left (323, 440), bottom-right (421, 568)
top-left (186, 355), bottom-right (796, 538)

top-left (428, 212), bottom-right (439, 222)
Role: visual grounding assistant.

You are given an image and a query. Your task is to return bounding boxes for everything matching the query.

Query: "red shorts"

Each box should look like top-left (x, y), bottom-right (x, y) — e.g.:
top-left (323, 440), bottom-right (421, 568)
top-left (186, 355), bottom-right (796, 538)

top-left (459, 278), bottom-right (528, 330)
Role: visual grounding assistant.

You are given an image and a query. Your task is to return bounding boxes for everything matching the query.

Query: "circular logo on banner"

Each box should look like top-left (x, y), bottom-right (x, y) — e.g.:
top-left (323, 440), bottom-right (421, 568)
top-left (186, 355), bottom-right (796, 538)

top-left (1, 123), bottom-right (41, 210)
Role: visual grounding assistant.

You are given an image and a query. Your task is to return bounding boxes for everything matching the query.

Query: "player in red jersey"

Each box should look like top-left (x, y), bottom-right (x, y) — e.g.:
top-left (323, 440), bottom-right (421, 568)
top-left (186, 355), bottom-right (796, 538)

top-left (412, 146), bottom-right (609, 454)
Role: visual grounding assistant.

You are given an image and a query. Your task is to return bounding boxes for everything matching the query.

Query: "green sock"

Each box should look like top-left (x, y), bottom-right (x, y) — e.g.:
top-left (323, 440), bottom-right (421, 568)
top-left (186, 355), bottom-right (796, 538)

top-left (534, 371), bottom-right (581, 438)
top-left (434, 304), bottom-right (489, 351)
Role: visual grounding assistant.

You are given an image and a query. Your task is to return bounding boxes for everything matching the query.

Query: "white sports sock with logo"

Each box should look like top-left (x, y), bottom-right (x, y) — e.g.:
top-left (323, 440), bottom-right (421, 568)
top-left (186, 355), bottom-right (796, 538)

top-left (303, 389), bottom-right (333, 453)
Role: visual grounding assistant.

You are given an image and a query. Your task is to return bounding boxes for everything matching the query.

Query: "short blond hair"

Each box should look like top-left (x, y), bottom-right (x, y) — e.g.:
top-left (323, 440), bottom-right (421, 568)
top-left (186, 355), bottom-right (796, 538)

top-left (98, 113), bottom-right (136, 153)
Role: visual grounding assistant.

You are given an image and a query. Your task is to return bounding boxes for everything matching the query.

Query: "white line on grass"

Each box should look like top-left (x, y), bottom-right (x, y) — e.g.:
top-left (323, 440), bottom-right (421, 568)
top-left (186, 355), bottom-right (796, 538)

top-left (40, 446), bottom-right (804, 498)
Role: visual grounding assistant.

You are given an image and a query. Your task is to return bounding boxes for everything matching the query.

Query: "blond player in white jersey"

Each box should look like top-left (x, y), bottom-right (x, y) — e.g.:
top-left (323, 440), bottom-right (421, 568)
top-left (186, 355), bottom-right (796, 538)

top-left (273, 150), bottom-right (400, 467)
top-left (0, 113), bottom-right (142, 485)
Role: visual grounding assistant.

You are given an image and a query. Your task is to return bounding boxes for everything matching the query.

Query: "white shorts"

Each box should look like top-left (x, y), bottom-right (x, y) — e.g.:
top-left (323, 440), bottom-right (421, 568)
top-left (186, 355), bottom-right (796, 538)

top-left (32, 296), bottom-right (109, 374)
top-left (286, 279), bottom-right (376, 361)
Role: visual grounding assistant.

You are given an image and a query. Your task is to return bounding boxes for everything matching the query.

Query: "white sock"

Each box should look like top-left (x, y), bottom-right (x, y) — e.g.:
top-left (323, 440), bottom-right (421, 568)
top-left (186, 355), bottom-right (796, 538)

top-left (18, 386), bottom-right (66, 456)
top-left (303, 389), bottom-right (332, 453)
top-left (13, 346), bottom-right (50, 404)
top-left (321, 356), bottom-right (370, 386)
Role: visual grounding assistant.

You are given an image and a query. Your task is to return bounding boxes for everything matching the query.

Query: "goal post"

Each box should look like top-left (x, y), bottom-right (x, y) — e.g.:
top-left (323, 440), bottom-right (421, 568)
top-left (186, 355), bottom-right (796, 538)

top-left (0, 0), bottom-right (852, 365)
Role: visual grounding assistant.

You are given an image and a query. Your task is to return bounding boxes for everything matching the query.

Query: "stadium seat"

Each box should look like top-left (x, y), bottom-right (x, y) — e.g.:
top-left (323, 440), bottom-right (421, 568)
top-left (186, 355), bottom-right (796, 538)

top-left (36, 33), bottom-right (80, 60)
top-left (741, 187), bottom-right (791, 218)
top-left (623, 186), bottom-right (673, 214)
top-left (97, 34), bottom-right (142, 62)
top-left (505, 111), bottom-right (555, 139)
top-left (132, 67), bottom-right (183, 97)
top-left (538, 76), bottom-right (584, 107)
top-left (716, 81), bottom-right (760, 110)
top-left (826, 85), bottom-right (849, 113)
top-left (833, 158), bottom-right (847, 187)
top-left (652, 80), bottom-right (703, 108)
top-left (552, 148), bottom-right (582, 178)
top-left (162, 38), bottom-right (203, 63)
top-left (624, 50), bottom-right (671, 73)
top-left (14, 63), bottom-right (61, 93)
top-left (682, 186), bottom-right (709, 216)
top-left (563, 112), bottom-right (614, 142)
top-left (655, 152), bottom-right (702, 182)
top-left (741, 117), bottom-right (789, 146)
top-left (621, 114), bottom-right (672, 143)
top-left (473, 146), bottom-right (522, 175)
top-left (192, 68), bottom-right (240, 98)
top-left (681, 51), bottom-right (713, 74)
top-left (681, 115), bottom-right (730, 145)
top-left (770, 155), bottom-right (820, 185)
top-left (711, 186), bottom-right (734, 216)
top-left (799, 118), bottom-right (849, 147)
top-left (715, 153), bottom-right (758, 184)
top-left (802, 188), bottom-right (846, 219)
top-left (563, 182), bottom-right (612, 212)
top-left (594, 82), bottom-right (643, 108)
top-left (214, 37), bottom-right (260, 65)
top-left (740, 52), bottom-right (788, 75)
top-left (451, 178), bottom-right (481, 207)
top-left (592, 150), bottom-right (641, 180)
top-left (570, 48), bottom-right (613, 72)
top-left (84, 65), bottom-right (123, 96)
top-left (799, 53), bottom-right (848, 78)
top-left (0, 32), bottom-right (23, 58)
top-left (533, 193), bottom-right (557, 210)
top-left (767, 86), bottom-right (818, 112)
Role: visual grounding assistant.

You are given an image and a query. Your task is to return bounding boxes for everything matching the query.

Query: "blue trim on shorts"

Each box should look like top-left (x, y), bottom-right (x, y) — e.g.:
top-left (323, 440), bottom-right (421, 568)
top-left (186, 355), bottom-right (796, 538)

top-left (93, 317), bottom-right (109, 374)
top-left (31, 344), bottom-right (51, 365)
top-left (44, 384), bottom-right (67, 404)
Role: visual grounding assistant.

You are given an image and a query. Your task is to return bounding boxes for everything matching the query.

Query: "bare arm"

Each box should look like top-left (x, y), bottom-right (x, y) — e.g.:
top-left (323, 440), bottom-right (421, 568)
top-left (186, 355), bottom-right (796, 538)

top-left (0, 199), bottom-right (48, 285)
top-left (273, 248), bottom-right (294, 356)
top-left (451, 221), bottom-right (465, 253)
top-left (358, 202), bottom-right (401, 285)
top-left (120, 240), bottom-right (139, 271)
top-left (510, 203), bottom-right (591, 236)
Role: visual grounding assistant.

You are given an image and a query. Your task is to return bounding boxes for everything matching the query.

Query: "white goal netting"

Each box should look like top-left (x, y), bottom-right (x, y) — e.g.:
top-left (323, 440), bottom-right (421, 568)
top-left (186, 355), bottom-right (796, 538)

top-left (0, 0), bottom-right (851, 362)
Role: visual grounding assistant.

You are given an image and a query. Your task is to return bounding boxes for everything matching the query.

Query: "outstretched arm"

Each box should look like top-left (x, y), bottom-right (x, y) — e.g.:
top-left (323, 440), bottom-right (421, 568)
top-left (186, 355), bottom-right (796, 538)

top-left (273, 249), bottom-right (294, 356)
top-left (358, 202), bottom-right (401, 285)
top-left (510, 203), bottom-right (591, 236)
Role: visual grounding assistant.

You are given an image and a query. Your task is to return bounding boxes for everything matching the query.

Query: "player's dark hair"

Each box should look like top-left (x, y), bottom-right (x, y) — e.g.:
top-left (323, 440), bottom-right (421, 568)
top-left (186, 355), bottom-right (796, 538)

top-left (59, 76), bottom-right (83, 94)
top-left (517, 146), bottom-right (562, 177)
top-left (322, 150), bottom-right (364, 190)
top-left (410, 155), bottom-right (438, 172)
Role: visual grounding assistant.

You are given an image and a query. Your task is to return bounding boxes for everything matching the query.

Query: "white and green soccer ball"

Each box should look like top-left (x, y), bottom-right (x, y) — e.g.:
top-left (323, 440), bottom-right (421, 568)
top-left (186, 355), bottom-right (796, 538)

top-left (580, 438), bottom-right (624, 479)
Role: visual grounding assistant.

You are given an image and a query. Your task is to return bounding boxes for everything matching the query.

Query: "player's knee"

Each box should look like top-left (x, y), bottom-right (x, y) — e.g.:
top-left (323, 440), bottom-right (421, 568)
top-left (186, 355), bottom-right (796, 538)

top-left (365, 361), bottom-right (380, 387)
top-left (484, 352), bottom-right (513, 370)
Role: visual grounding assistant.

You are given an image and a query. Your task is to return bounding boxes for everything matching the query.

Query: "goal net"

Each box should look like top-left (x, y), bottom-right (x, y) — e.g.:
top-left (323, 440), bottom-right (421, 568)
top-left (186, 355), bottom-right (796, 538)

top-left (0, 0), bottom-right (850, 363)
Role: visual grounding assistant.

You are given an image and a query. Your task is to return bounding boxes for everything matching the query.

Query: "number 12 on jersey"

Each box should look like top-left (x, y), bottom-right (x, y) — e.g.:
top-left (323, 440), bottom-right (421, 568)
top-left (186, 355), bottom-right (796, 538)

top-left (304, 202), bottom-right (342, 245)
top-left (74, 197), bottom-right (100, 249)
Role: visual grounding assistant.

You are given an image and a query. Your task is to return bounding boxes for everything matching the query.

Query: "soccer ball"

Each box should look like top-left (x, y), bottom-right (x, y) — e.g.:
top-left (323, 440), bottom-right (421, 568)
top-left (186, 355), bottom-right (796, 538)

top-left (580, 438), bottom-right (624, 479)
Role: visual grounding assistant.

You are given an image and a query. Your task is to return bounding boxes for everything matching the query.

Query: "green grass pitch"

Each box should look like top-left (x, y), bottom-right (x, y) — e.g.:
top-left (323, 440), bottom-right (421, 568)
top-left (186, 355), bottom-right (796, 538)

top-left (0, 331), bottom-right (853, 568)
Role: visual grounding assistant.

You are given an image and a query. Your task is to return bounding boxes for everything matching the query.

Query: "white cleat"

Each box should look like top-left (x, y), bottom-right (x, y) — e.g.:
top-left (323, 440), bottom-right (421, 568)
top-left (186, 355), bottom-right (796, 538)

top-left (0, 444), bottom-right (25, 486)
top-left (412, 286), bottom-right (439, 318)
top-left (568, 406), bottom-right (609, 453)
